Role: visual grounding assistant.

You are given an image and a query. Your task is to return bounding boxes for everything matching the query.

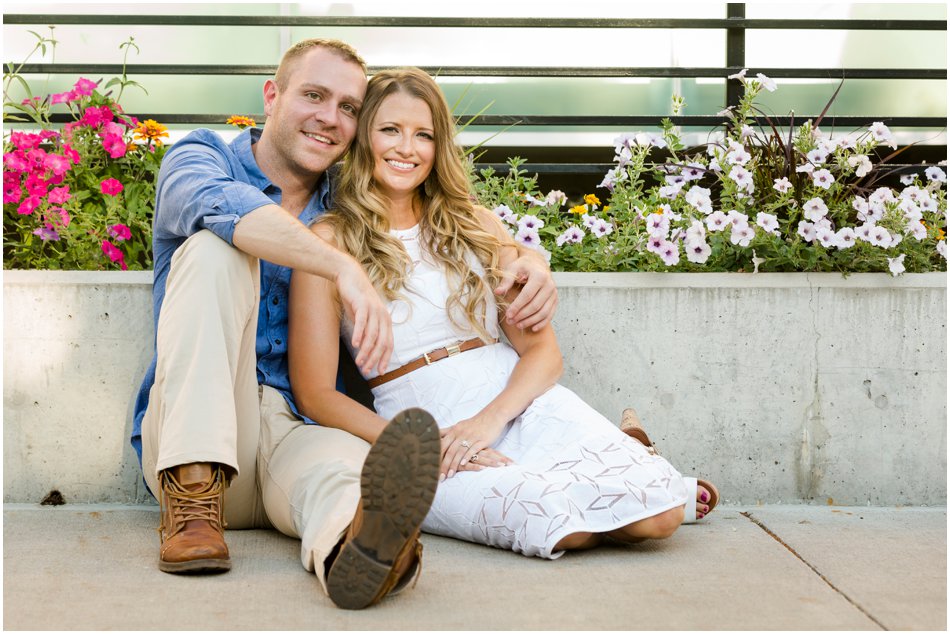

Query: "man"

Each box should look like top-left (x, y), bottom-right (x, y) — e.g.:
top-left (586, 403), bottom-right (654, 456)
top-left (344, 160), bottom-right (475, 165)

top-left (131, 39), bottom-right (558, 610)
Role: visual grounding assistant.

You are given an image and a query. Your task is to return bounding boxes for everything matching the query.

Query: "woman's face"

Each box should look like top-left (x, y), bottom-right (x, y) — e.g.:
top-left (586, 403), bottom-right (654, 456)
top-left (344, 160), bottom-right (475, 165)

top-left (369, 91), bottom-right (436, 200)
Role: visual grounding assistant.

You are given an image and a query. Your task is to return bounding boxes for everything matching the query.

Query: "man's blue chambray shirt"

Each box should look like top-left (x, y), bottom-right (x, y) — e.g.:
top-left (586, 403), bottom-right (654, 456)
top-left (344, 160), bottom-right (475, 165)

top-left (131, 126), bottom-right (343, 464)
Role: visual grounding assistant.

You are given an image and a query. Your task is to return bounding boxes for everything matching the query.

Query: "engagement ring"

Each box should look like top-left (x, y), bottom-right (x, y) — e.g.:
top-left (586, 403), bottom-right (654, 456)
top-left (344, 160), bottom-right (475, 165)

top-left (471, 453), bottom-right (479, 462)
top-left (460, 440), bottom-right (471, 448)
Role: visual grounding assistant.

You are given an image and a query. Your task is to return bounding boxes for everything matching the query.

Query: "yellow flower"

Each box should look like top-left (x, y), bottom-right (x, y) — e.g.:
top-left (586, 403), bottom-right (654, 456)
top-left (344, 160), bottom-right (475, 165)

top-left (227, 115), bottom-right (257, 129)
top-left (603, 206), bottom-right (610, 213)
top-left (569, 205), bottom-right (587, 215)
top-left (584, 193), bottom-right (601, 206)
top-left (133, 119), bottom-right (169, 145)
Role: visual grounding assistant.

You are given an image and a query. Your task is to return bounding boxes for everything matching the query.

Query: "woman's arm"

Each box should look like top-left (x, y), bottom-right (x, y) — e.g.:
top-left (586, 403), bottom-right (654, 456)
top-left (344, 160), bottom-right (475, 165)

top-left (288, 223), bottom-right (390, 444)
top-left (438, 283), bottom-right (564, 479)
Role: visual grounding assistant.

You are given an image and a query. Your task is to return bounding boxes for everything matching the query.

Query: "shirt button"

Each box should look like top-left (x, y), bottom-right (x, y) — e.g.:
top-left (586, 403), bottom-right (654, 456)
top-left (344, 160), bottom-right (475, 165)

top-left (272, 297), bottom-right (279, 305)
top-left (275, 339), bottom-right (282, 346)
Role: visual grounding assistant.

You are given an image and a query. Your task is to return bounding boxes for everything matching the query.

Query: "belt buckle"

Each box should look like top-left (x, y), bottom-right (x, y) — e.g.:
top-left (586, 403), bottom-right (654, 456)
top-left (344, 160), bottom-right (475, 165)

top-left (446, 343), bottom-right (461, 357)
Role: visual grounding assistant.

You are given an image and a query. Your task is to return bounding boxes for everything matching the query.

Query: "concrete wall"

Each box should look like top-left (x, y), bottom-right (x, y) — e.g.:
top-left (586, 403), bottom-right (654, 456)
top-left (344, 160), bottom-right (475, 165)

top-left (3, 270), bottom-right (946, 506)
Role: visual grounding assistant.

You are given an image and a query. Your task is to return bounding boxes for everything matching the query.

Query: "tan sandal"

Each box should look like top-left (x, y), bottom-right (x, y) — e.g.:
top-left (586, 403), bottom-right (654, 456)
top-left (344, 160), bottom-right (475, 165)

top-left (620, 407), bottom-right (719, 522)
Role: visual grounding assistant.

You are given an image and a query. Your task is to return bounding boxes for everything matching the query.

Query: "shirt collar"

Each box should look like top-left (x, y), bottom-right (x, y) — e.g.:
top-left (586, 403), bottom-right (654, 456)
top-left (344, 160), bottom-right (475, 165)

top-left (235, 127), bottom-right (334, 220)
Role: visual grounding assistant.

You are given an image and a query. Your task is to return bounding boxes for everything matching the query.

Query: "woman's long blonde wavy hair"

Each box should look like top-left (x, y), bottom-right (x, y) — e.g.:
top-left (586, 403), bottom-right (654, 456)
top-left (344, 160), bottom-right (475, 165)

top-left (324, 67), bottom-right (505, 342)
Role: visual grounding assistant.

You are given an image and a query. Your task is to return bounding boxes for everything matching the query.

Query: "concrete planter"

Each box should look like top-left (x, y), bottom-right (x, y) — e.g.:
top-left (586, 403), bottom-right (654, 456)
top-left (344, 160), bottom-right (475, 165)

top-left (3, 270), bottom-right (946, 506)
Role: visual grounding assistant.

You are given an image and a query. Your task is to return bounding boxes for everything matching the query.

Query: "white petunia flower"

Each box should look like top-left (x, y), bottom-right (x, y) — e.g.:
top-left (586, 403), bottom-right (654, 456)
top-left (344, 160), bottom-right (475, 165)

top-left (797, 221), bottom-right (817, 243)
top-left (937, 240), bottom-right (947, 259)
top-left (591, 218), bottom-right (614, 238)
top-left (905, 219), bottom-right (927, 240)
top-left (729, 166), bottom-right (754, 193)
top-left (900, 185), bottom-right (922, 202)
top-left (581, 214), bottom-right (598, 229)
top-left (545, 190), bottom-right (568, 206)
top-left (728, 68), bottom-right (748, 81)
top-left (773, 177), bottom-right (793, 194)
top-left (853, 196), bottom-right (870, 220)
top-left (740, 125), bottom-right (755, 140)
top-left (665, 174), bottom-right (687, 188)
top-left (855, 222), bottom-right (875, 242)
top-left (812, 169), bottom-right (835, 190)
top-left (523, 193), bottom-right (543, 206)
top-left (730, 222), bottom-right (755, 247)
top-left (756, 212), bottom-right (780, 235)
top-left (868, 225), bottom-right (893, 248)
top-left (727, 209), bottom-right (749, 225)
top-left (685, 186), bottom-right (714, 214)
top-left (685, 239), bottom-right (712, 264)
top-left (803, 197), bottom-right (829, 222)
top-left (613, 132), bottom-right (637, 154)
top-left (725, 145), bottom-right (752, 166)
top-left (614, 145), bottom-right (633, 167)
top-left (796, 163), bottom-right (815, 174)
top-left (685, 219), bottom-right (706, 243)
top-left (869, 121), bottom-right (894, 144)
top-left (635, 132), bottom-right (667, 148)
top-left (555, 225), bottom-right (585, 246)
top-left (918, 195), bottom-right (938, 213)
top-left (807, 149), bottom-right (828, 165)
top-left (646, 235), bottom-right (665, 253)
top-left (515, 226), bottom-right (541, 248)
top-left (925, 166), bottom-right (947, 183)
top-left (835, 227), bottom-right (857, 249)
top-left (658, 240), bottom-right (680, 266)
top-left (900, 173), bottom-right (917, 186)
top-left (705, 210), bottom-right (730, 232)
top-left (493, 204), bottom-right (518, 224)
top-left (658, 183), bottom-right (684, 199)
top-left (708, 158), bottom-right (722, 173)
top-left (755, 73), bottom-right (777, 92)
top-left (898, 198), bottom-right (922, 222)
top-left (816, 226), bottom-right (837, 248)
top-left (848, 155), bottom-right (873, 178)
top-left (518, 214), bottom-right (545, 231)
top-left (646, 213), bottom-right (670, 238)
top-left (869, 186), bottom-right (896, 204)
top-left (887, 253), bottom-right (906, 277)
top-left (837, 136), bottom-right (855, 150)
top-left (682, 162), bottom-right (706, 181)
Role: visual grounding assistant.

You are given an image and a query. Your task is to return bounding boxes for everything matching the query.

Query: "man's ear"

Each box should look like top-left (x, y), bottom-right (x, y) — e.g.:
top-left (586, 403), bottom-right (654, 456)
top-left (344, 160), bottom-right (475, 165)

top-left (263, 79), bottom-right (278, 117)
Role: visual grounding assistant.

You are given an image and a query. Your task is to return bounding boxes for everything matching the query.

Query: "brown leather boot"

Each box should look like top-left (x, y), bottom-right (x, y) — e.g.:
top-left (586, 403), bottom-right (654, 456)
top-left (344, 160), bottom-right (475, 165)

top-left (326, 408), bottom-right (440, 610)
top-left (157, 462), bottom-right (231, 574)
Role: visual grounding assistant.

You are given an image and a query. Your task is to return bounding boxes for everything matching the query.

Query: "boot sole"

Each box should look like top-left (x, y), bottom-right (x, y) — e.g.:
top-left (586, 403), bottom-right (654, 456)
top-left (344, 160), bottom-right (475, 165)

top-left (159, 558), bottom-right (231, 574)
top-left (327, 408), bottom-right (441, 610)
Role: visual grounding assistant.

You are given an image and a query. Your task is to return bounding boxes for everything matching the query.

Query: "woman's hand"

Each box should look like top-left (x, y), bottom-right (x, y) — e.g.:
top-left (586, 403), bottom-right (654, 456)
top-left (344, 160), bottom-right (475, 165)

top-left (456, 447), bottom-right (513, 473)
top-left (439, 414), bottom-right (512, 480)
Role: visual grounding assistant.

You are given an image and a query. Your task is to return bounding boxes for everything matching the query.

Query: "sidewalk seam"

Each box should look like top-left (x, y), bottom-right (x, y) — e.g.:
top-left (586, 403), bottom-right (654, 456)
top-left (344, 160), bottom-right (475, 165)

top-left (741, 511), bottom-right (888, 631)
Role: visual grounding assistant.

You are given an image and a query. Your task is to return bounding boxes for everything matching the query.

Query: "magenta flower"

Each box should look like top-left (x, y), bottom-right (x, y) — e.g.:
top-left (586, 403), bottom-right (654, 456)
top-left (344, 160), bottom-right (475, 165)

top-left (17, 195), bottom-right (41, 215)
top-left (3, 152), bottom-right (29, 173)
top-left (101, 240), bottom-right (128, 270)
top-left (62, 144), bottom-right (81, 165)
top-left (26, 148), bottom-right (48, 169)
top-left (102, 134), bottom-right (128, 159)
top-left (108, 223), bottom-right (132, 241)
top-left (43, 153), bottom-right (72, 177)
top-left (73, 77), bottom-right (98, 97)
top-left (33, 226), bottom-right (60, 242)
top-left (100, 178), bottom-right (124, 196)
top-left (56, 208), bottom-right (71, 228)
top-left (81, 105), bottom-right (114, 128)
top-left (50, 91), bottom-right (75, 105)
top-left (9, 131), bottom-right (42, 151)
top-left (48, 186), bottom-right (71, 205)
top-left (3, 178), bottom-right (22, 205)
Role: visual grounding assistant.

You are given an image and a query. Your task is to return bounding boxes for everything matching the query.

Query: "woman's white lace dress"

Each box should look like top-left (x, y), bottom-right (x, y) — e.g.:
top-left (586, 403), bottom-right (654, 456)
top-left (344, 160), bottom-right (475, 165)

top-left (343, 225), bottom-right (688, 559)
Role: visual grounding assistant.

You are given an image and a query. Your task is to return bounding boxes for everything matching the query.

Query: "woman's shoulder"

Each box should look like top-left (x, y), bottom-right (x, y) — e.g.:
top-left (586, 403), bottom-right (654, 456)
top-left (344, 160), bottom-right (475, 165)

top-left (310, 215), bottom-right (342, 249)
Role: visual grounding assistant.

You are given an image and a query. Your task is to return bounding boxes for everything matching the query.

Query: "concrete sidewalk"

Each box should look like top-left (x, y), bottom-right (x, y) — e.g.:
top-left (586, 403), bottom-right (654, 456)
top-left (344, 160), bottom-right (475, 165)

top-left (3, 504), bottom-right (945, 631)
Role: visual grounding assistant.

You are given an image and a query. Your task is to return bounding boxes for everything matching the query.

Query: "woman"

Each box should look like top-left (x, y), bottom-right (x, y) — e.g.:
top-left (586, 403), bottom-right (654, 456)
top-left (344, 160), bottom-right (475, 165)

top-left (289, 67), bottom-right (717, 559)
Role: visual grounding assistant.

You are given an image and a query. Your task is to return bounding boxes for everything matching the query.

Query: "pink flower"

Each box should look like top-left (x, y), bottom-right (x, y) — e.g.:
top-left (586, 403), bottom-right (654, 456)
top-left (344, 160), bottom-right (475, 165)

top-left (24, 174), bottom-right (49, 198)
top-left (33, 226), bottom-right (60, 242)
top-left (62, 144), bottom-right (81, 165)
top-left (17, 195), bottom-right (41, 215)
top-left (73, 77), bottom-right (98, 97)
top-left (50, 91), bottom-right (75, 105)
top-left (48, 186), bottom-right (71, 204)
top-left (3, 178), bottom-right (22, 205)
top-left (3, 151), bottom-right (29, 173)
top-left (101, 240), bottom-right (128, 270)
top-left (80, 105), bottom-right (114, 128)
top-left (57, 208), bottom-right (71, 228)
top-left (39, 130), bottom-right (60, 141)
top-left (102, 134), bottom-right (128, 158)
top-left (43, 153), bottom-right (72, 176)
top-left (9, 132), bottom-right (42, 151)
top-left (26, 148), bottom-right (48, 170)
top-left (100, 178), bottom-right (124, 196)
top-left (100, 121), bottom-right (124, 137)
top-left (108, 223), bottom-right (132, 241)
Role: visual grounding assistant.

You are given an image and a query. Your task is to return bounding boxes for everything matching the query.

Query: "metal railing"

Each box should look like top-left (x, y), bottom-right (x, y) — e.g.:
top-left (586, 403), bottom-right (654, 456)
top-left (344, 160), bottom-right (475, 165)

top-left (5, 5), bottom-right (947, 183)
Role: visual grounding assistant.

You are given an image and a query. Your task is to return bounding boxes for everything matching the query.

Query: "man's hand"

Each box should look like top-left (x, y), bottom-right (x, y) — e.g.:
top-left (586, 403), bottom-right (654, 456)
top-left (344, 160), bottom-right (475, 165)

top-left (495, 252), bottom-right (558, 331)
top-left (335, 259), bottom-right (393, 376)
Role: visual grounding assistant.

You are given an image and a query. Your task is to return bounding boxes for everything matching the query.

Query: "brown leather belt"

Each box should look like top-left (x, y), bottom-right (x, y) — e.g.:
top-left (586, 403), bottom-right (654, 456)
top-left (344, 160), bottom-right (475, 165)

top-left (367, 337), bottom-right (495, 388)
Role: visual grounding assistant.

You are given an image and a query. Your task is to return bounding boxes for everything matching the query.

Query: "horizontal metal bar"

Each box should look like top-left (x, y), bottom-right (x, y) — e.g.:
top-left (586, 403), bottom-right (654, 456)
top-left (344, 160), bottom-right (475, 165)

top-left (477, 162), bottom-right (939, 174)
top-left (4, 14), bottom-right (947, 30)
top-left (14, 64), bottom-right (948, 80)
top-left (33, 113), bottom-right (947, 128)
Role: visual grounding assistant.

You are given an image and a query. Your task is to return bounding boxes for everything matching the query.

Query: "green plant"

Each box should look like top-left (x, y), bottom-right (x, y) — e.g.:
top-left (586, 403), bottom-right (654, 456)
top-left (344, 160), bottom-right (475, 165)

top-left (471, 71), bottom-right (947, 274)
top-left (3, 31), bottom-right (167, 270)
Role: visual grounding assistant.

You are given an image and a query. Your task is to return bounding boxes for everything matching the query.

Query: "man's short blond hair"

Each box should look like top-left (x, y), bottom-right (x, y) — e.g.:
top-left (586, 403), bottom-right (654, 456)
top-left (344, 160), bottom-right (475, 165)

top-left (274, 39), bottom-right (367, 91)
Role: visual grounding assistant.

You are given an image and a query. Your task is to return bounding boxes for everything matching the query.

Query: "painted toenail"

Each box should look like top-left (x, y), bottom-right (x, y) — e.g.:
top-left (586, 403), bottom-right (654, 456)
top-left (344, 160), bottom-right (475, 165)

top-left (700, 491), bottom-right (709, 502)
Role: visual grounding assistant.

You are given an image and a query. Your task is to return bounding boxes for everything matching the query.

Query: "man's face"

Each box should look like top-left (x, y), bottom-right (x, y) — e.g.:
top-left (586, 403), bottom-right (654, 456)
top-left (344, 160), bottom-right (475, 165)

top-left (262, 47), bottom-right (367, 178)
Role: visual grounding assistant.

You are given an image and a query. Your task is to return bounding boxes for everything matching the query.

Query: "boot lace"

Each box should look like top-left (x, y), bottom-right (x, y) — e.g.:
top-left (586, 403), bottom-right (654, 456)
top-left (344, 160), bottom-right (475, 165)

top-left (157, 465), bottom-right (227, 541)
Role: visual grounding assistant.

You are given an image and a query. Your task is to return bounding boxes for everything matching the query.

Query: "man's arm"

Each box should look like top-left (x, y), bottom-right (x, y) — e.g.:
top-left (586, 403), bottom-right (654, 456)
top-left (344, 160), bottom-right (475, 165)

top-left (474, 206), bottom-right (558, 332)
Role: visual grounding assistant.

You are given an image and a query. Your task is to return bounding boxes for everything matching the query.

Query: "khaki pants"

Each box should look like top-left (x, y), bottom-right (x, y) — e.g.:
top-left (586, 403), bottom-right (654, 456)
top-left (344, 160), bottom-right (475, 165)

top-left (141, 230), bottom-right (369, 589)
